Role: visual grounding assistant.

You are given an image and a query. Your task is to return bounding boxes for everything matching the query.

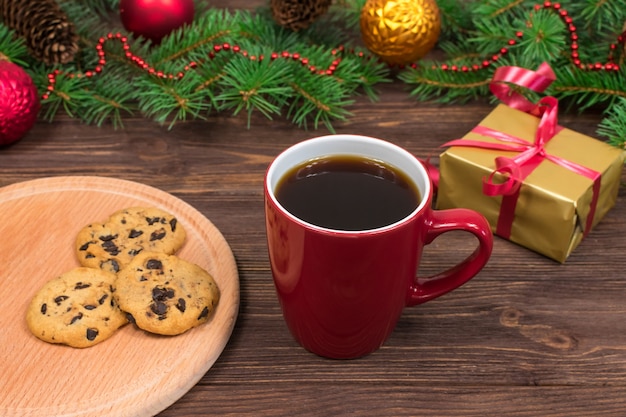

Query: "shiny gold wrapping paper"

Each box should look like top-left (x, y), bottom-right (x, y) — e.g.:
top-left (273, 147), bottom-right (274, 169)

top-left (360, 0), bottom-right (441, 65)
top-left (436, 104), bottom-right (625, 262)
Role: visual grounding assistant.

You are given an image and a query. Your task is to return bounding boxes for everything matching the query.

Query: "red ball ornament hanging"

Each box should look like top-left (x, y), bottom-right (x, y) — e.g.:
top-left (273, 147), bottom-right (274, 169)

top-left (119, 0), bottom-right (195, 43)
top-left (0, 60), bottom-right (40, 146)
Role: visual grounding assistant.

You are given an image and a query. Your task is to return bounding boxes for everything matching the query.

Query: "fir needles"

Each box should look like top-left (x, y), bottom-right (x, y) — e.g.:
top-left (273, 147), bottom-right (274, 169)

top-left (20, 2), bottom-right (389, 131)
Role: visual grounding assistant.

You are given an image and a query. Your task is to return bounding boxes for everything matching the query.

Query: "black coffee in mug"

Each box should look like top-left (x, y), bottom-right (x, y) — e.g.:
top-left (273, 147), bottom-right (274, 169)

top-left (275, 154), bottom-right (421, 231)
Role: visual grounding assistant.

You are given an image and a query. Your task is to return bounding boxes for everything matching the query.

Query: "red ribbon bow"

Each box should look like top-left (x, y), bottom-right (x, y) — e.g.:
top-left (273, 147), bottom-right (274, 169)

top-left (441, 63), bottom-right (601, 239)
top-left (489, 62), bottom-right (556, 115)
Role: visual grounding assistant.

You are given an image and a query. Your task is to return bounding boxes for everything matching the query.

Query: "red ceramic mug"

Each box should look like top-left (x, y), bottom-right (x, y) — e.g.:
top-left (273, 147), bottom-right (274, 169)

top-left (264, 135), bottom-right (493, 359)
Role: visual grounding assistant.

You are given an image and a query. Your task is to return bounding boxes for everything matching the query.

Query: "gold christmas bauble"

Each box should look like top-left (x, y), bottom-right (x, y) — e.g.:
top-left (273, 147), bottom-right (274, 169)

top-left (360, 0), bottom-right (441, 66)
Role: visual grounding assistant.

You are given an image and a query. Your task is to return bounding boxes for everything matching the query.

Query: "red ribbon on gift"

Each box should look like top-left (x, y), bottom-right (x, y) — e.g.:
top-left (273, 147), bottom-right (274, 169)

top-left (441, 63), bottom-right (601, 239)
top-left (489, 62), bottom-right (556, 116)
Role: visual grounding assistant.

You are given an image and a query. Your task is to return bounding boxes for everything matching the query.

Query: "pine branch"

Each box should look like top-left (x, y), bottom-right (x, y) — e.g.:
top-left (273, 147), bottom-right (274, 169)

top-left (1, 0), bottom-right (624, 149)
top-left (21, 3), bottom-right (391, 130)
top-left (287, 64), bottom-right (355, 131)
top-left (336, 48), bottom-right (390, 101)
top-left (552, 65), bottom-right (626, 111)
top-left (399, 62), bottom-right (492, 103)
top-left (435, 0), bottom-right (480, 43)
top-left (75, 72), bottom-right (136, 128)
top-left (512, 10), bottom-right (568, 63)
top-left (578, 0), bottom-right (624, 33)
top-left (215, 55), bottom-right (293, 127)
top-left (0, 24), bottom-right (28, 65)
top-left (400, 0), bottom-right (626, 149)
top-left (598, 98), bottom-right (626, 149)
top-left (328, 0), bottom-right (367, 32)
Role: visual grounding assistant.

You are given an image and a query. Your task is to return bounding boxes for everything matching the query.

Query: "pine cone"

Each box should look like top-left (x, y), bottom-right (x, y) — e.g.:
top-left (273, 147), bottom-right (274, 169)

top-left (0, 0), bottom-right (78, 65)
top-left (271, 0), bottom-right (333, 31)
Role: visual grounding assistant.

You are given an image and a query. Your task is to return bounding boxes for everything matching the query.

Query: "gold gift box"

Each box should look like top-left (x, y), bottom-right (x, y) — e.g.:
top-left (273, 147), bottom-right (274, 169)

top-left (436, 104), bottom-right (625, 262)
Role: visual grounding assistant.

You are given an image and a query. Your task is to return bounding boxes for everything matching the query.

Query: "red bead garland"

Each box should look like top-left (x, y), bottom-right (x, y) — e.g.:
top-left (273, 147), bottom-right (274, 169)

top-left (426, 2), bottom-right (622, 73)
top-left (42, 2), bottom-right (625, 100)
top-left (42, 34), bottom-right (345, 100)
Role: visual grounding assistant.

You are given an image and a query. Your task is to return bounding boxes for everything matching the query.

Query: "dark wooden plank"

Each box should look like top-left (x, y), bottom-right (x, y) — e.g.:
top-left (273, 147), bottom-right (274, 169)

top-left (2, 3), bottom-right (625, 413)
top-left (160, 383), bottom-right (626, 416)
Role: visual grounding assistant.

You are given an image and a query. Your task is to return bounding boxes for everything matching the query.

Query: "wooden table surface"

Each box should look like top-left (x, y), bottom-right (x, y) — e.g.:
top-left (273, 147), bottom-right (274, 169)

top-left (3, 2), bottom-right (626, 416)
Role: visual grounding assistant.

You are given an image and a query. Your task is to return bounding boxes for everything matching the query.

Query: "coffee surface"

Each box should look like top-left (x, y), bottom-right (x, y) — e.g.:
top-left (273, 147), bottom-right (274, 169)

top-left (275, 155), bottom-right (421, 231)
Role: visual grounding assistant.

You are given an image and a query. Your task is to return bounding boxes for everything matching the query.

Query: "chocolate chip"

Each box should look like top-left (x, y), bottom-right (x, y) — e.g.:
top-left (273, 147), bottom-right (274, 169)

top-left (99, 234), bottom-right (117, 241)
top-left (41, 303), bottom-right (47, 314)
top-left (169, 218), bottom-right (177, 232)
top-left (79, 241), bottom-right (92, 251)
top-left (97, 294), bottom-right (108, 305)
top-left (150, 301), bottom-right (168, 316)
top-left (146, 216), bottom-right (161, 225)
top-left (54, 295), bottom-right (69, 305)
top-left (102, 240), bottom-right (120, 255)
top-left (84, 305), bottom-right (97, 310)
top-left (85, 253), bottom-right (95, 259)
top-left (101, 259), bottom-right (120, 273)
top-left (146, 259), bottom-right (163, 270)
top-left (70, 313), bottom-right (83, 324)
top-left (150, 229), bottom-right (166, 241)
top-left (152, 286), bottom-right (175, 301)
top-left (152, 287), bottom-right (165, 300)
top-left (126, 313), bottom-right (136, 324)
top-left (128, 248), bottom-right (142, 256)
top-left (175, 298), bottom-right (186, 313)
top-left (197, 306), bottom-right (209, 320)
top-left (128, 229), bottom-right (143, 239)
top-left (74, 282), bottom-right (91, 290)
top-left (86, 328), bottom-right (99, 341)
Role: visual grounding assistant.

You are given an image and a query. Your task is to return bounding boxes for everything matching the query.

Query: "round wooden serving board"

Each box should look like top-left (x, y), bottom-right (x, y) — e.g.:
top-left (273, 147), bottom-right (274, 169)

top-left (0, 176), bottom-right (240, 417)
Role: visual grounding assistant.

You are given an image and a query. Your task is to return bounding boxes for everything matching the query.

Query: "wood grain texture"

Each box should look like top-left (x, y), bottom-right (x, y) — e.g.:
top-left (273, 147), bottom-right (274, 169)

top-left (0, 177), bottom-right (239, 417)
top-left (1, 1), bottom-right (626, 413)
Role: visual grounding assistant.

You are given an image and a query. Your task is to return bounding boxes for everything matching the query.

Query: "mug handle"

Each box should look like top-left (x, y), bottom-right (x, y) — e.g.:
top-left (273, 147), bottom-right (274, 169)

top-left (406, 208), bottom-right (493, 306)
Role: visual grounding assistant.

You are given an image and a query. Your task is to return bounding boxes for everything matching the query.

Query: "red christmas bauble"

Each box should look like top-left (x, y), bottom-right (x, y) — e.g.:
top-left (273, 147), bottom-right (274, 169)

top-left (0, 61), bottom-right (40, 146)
top-left (120, 0), bottom-right (195, 43)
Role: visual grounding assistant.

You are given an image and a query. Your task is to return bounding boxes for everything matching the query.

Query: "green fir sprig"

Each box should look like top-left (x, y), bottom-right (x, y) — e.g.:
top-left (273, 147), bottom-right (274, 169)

top-left (0, 0), bottom-right (625, 149)
top-left (1, 0), bottom-right (389, 131)
top-left (399, 0), bottom-right (626, 149)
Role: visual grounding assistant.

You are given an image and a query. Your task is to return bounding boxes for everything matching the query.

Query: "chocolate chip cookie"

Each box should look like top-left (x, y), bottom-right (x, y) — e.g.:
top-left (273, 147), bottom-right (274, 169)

top-left (26, 267), bottom-right (128, 348)
top-left (114, 252), bottom-right (220, 336)
top-left (75, 207), bottom-right (186, 273)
